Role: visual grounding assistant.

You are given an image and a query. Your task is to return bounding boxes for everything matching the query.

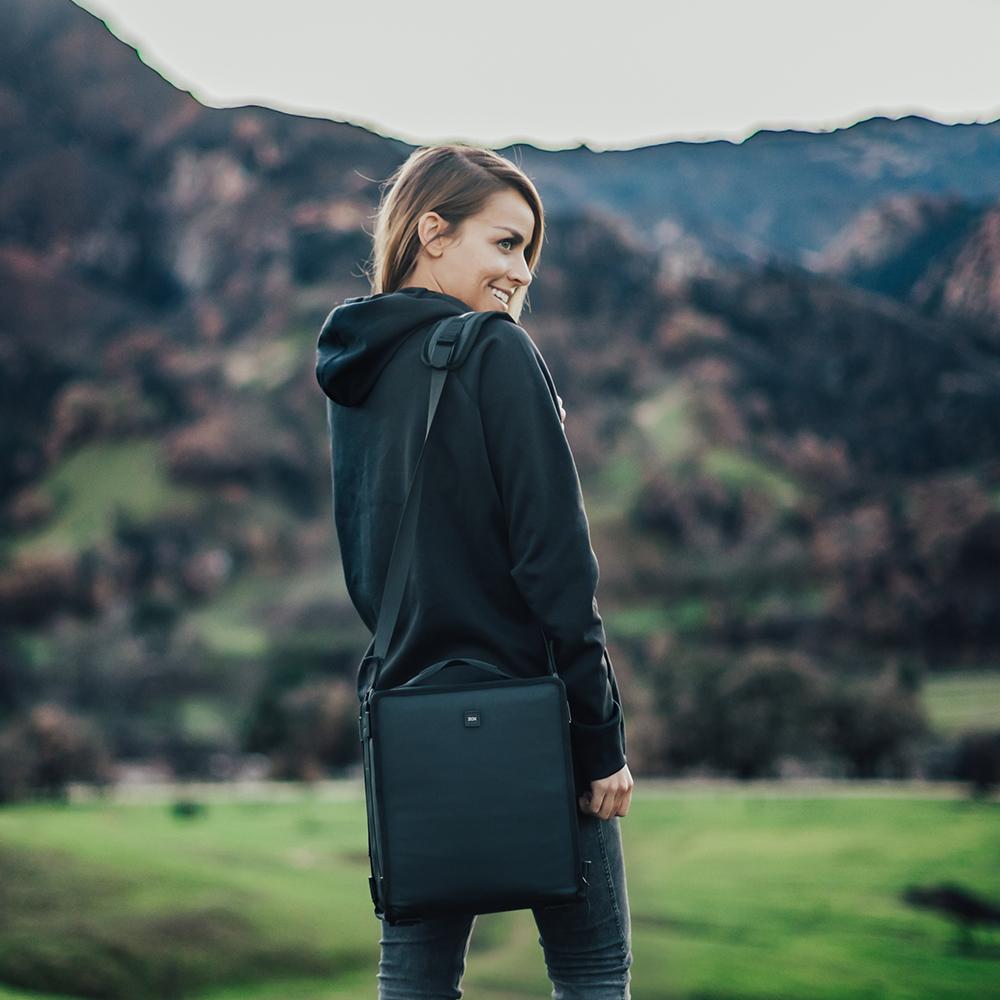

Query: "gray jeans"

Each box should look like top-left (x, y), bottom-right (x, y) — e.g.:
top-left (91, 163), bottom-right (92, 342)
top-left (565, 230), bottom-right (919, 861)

top-left (376, 810), bottom-right (633, 999)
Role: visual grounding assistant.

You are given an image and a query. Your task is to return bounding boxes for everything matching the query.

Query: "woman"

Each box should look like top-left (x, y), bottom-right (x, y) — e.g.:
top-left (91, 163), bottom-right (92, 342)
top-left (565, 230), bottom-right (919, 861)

top-left (316, 143), bottom-right (634, 998)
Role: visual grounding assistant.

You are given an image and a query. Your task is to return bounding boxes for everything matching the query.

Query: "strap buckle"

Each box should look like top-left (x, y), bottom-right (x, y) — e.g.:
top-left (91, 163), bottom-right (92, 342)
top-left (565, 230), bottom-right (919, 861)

top-left (422, 312), bottom-right (487, 370)
top-left (425, 319), bottom-right (462, 369)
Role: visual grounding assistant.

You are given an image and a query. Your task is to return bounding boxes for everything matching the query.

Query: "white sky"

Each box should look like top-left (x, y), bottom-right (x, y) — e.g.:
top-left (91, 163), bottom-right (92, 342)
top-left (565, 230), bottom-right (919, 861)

top-left (75, 0), bottom-right (1000, 152)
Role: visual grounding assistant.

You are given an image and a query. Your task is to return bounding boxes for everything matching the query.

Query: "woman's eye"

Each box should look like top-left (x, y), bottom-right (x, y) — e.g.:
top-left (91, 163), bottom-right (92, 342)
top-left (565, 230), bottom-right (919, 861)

top-left (498, 238), bottom-right (514, 251)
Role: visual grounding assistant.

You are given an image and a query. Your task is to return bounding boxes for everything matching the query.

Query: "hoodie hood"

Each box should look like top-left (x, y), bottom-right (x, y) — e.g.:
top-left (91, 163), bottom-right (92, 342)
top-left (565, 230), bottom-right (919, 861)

top-left (315, 286), bottom-right (474, 406)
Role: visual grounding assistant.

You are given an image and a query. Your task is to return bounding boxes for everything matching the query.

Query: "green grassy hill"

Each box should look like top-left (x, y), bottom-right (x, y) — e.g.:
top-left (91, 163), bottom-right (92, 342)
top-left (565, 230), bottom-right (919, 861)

top-left (921, 670), bottom-right (1000, 737)
top-left (0, 784), bottom-right (996, 1000)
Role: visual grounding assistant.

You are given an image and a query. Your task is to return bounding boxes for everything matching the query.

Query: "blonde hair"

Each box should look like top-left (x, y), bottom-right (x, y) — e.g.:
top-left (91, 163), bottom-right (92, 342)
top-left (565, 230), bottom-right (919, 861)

top-left (367, 144), bottom-right (545, 323)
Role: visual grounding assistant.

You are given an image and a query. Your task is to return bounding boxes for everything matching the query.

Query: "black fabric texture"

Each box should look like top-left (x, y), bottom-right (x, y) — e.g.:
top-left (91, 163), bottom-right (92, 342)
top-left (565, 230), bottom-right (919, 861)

top-left (316, 286), bottom-right (627, 793)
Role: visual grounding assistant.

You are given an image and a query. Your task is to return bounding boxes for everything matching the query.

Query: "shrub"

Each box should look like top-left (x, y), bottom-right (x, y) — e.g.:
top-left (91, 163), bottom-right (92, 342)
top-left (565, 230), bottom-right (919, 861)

top-left (0, 702), bottom-right (114, 803)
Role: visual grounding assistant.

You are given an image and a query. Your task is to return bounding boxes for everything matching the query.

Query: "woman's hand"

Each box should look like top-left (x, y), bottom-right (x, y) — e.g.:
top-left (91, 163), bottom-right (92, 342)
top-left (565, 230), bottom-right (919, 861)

top-left (578, 763), bottom-right (633, 819)
top-left (556, 393), bottom-right (566, 423)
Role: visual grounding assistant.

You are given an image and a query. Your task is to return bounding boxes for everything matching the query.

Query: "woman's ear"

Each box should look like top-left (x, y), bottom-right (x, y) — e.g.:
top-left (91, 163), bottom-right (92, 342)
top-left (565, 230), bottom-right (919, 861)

top-left (416, 210), bottom-right (449, 256)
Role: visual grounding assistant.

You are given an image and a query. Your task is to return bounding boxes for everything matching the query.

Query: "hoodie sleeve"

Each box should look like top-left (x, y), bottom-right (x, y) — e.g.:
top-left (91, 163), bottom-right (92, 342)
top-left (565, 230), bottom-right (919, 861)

top-left (477, 324), bottom-right (627, 785)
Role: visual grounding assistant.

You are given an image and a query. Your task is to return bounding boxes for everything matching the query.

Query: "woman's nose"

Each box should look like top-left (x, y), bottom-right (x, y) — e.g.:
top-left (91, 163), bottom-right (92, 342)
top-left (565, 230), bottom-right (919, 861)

top-left (509, 261), bottom-right (532, 287)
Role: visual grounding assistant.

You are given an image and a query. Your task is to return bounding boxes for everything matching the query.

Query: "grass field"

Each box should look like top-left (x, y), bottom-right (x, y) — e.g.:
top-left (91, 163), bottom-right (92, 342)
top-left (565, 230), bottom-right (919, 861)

top-left (8, 440), bottom-right (202, 559)
top-left (0, 781), bottom-right (997, 1000)
top-left (921, 670), bottom-right (1000, 737)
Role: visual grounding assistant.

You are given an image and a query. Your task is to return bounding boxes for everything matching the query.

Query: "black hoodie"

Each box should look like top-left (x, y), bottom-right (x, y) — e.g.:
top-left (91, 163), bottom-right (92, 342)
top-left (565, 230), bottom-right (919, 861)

top-left (315, 286), bottom-right (627, 795)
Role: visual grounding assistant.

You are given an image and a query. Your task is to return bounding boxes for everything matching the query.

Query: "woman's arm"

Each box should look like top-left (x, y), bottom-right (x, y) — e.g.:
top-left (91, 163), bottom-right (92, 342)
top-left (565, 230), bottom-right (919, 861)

top-left (477, 324), bottom-right (628, 787)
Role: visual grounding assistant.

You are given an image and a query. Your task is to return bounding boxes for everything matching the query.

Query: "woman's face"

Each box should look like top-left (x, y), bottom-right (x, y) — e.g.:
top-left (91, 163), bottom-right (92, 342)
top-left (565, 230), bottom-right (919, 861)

top-left (405, 187), bottom-right (535, 314)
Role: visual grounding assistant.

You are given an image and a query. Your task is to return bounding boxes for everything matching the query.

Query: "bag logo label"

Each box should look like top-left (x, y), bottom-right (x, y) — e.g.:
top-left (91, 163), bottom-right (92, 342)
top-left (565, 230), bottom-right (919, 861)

top-left (464, 709), bottom-right (481, 727)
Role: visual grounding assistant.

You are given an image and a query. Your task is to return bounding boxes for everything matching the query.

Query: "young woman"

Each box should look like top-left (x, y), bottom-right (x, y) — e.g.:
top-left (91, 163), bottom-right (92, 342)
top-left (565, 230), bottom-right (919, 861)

top-left (316, 143), bottom-right (634, 998)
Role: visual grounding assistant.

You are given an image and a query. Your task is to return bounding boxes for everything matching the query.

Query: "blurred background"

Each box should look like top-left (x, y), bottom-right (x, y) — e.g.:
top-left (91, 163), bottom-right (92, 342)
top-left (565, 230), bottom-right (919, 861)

top-left (1, 1), bottom-right (998, 998)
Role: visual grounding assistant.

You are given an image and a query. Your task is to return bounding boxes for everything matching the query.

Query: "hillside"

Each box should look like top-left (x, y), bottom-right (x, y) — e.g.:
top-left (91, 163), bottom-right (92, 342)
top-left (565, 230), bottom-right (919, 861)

top-left (1, 0), bottom-right (999, 787)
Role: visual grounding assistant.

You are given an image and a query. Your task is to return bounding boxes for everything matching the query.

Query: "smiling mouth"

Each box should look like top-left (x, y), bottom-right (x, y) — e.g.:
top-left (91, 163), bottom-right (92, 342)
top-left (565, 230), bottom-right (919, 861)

top-left (489, 286), bottom-right (511, 307)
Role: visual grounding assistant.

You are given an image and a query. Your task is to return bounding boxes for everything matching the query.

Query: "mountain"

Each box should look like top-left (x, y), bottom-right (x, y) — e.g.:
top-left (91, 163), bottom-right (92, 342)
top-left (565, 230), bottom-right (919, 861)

top-left (813, 193), bottom-right (1000, 335)
top-left (2, 0), bottom-right (999, 686)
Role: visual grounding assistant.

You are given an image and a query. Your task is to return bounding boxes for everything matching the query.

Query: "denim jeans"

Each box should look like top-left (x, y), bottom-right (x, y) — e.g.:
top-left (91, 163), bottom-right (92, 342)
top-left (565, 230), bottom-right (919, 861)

top-left (376, 810), bottom-right (633, 999)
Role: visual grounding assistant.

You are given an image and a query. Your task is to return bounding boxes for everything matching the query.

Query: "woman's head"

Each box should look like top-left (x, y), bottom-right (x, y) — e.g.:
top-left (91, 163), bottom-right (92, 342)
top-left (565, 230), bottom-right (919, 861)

top-left (369, 144), bottom-right (544, 323)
